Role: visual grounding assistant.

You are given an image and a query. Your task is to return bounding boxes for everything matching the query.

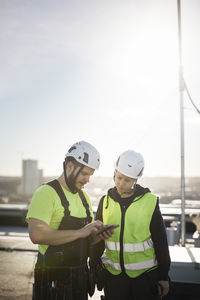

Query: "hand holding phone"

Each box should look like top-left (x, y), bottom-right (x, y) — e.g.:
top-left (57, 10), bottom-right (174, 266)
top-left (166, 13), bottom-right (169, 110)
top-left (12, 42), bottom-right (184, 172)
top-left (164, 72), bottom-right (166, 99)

top-left (97, 224), bottom-right (119, 235)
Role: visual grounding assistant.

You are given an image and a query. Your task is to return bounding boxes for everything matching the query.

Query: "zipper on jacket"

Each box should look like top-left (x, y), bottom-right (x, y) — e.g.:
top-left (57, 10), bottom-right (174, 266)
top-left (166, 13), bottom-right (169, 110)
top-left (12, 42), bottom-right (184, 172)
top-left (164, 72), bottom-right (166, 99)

top-left (119, 204), bottom-right (127, 273)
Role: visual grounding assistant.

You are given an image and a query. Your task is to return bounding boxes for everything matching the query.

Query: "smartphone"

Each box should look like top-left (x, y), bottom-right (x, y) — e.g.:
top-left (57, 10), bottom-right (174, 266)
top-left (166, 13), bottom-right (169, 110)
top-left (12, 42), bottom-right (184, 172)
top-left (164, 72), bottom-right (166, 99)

top-left (97, 224), bottom-right (119, 235)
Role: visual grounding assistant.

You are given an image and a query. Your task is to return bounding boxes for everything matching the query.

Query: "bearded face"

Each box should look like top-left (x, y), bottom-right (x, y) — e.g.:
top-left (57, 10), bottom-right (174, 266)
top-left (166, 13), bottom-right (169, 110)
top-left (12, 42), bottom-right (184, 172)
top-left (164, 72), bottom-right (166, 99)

top-left (63, 161), bottom-right (94, 193)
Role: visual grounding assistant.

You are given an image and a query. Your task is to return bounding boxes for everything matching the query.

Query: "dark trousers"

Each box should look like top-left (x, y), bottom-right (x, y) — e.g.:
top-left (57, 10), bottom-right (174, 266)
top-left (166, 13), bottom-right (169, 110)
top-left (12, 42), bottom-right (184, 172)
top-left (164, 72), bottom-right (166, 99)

top-left (33, 266), bottom-right (88, 300)
top-left (104, 269), bottom-right (162, 300)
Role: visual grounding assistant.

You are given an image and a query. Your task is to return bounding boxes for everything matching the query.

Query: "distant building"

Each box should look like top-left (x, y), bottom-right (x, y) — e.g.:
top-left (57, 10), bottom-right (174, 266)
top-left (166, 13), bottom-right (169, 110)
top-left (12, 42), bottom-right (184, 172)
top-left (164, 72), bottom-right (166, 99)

top-left (0, 177), bottom-right (21, 197)
top-left (18, 159), bottom-right (43, 196)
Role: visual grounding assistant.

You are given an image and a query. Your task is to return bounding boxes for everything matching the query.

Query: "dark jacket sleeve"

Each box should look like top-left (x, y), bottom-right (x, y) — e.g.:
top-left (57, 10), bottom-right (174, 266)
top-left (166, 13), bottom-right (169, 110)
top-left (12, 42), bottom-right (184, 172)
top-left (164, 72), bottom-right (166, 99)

top-left (95, 195), bottom-right (104, 222)
top-left (150, 198), bottom-right (171, 280)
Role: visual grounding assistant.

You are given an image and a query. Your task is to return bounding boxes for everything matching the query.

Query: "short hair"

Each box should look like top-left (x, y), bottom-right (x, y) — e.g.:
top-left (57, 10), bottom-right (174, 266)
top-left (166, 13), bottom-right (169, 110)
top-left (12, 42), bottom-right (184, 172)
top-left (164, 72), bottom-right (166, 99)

top-left (65, 156), bottom-right (83, 168)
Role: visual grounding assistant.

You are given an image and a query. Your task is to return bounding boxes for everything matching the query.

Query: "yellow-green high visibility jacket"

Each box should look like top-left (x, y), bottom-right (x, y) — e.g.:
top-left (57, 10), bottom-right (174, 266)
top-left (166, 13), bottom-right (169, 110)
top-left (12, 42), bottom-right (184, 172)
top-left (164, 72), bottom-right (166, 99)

top-left (101, 192), bottom-right (158, 278)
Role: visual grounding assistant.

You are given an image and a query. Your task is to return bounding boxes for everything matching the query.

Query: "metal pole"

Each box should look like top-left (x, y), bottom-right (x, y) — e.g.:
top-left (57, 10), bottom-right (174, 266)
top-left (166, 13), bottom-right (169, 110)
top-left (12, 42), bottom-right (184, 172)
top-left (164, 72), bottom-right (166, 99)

top-left (177, 0), bottom-right (185, 246)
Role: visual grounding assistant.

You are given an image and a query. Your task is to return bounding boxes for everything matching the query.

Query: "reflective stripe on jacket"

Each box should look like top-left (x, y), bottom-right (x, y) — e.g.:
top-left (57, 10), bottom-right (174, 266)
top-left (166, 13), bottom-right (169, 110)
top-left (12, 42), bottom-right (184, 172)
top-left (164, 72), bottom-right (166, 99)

top-left (101, 192), bottom-right (158, 278)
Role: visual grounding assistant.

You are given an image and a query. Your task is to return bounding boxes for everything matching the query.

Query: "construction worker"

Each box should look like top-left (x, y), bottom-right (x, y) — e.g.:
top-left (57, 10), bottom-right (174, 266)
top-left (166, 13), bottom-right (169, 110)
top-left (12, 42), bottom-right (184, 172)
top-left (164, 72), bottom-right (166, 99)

top-left (94, 150), bottom-right (171, 300)
top-left (26, 141), bottom-right (113, 300)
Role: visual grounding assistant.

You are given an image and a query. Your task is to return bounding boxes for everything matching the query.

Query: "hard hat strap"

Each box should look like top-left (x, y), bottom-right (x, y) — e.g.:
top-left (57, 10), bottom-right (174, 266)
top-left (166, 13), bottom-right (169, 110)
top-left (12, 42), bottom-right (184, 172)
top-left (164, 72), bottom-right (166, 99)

top-left (63, 160), bottom-right (84, 194)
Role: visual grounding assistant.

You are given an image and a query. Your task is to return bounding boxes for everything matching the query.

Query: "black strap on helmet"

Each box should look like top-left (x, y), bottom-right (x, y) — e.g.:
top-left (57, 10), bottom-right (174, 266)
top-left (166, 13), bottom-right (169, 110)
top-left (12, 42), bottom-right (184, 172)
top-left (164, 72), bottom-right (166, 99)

top-left (63, 160), bottom-right (84, 194)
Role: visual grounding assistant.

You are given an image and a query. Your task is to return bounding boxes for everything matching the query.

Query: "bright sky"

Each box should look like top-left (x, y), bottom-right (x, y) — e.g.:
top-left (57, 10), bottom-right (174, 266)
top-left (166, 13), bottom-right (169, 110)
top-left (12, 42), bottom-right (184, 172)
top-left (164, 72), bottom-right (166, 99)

top-left (0, 0), bottom-right (200, 178)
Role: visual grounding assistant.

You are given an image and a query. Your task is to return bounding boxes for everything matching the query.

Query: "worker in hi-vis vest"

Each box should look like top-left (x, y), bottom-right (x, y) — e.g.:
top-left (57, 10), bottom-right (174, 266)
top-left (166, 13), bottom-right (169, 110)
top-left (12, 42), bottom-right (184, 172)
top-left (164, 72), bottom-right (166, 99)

top-left (94, 150), bottom-right (171, 300)
top-left (26, 141), bottom-right (114, 300)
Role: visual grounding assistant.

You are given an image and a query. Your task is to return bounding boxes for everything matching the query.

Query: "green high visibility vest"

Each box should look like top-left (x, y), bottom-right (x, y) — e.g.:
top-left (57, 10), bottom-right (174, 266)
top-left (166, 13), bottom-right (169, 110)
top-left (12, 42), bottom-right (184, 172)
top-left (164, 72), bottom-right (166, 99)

top-left (101, 192), bottom-right (158, 278)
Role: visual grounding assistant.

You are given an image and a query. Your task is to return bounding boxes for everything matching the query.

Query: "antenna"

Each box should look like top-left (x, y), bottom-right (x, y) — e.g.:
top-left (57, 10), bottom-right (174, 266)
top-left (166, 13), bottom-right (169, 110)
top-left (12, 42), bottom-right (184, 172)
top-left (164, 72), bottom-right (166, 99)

top-left (177, 0), bottom-right (185, 246)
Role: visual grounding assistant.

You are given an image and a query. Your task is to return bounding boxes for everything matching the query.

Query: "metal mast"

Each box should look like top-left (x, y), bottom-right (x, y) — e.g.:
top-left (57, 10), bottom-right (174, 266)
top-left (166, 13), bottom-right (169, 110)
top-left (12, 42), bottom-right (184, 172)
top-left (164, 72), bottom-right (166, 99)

top-left (177, 0), bottom-right (185, 246)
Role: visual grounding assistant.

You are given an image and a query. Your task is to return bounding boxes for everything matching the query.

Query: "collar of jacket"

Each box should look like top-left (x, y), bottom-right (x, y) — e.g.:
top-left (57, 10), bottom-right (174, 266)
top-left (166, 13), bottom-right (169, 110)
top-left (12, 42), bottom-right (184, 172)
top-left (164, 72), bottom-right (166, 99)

top-left (107, 185), bottom-right (151, 204)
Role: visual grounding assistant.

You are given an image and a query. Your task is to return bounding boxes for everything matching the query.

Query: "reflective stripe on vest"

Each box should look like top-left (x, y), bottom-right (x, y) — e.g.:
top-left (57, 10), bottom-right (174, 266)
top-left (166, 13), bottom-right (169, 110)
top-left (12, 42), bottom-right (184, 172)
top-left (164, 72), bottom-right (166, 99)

top-left (105, 237), bottom-right (153, 252)
top-left (102, 255), bottom-right (157, 271)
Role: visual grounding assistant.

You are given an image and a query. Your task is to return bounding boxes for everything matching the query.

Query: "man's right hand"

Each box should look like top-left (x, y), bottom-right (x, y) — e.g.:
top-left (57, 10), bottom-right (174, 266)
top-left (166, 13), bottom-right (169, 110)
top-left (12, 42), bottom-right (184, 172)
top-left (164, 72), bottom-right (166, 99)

top-left (28, 218), bottom-right (103, 246)
top-left (79, 220), bottom-right (104, 238)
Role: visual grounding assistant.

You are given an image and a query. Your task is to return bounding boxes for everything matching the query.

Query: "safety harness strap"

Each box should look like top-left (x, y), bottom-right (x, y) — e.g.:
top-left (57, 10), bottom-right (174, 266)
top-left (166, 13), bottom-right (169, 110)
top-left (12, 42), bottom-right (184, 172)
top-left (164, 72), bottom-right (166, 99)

top-left (47, 180), bottom-right (70, 215)
top-left (47, 179), bottom-right (92, 223)
top-left (79, 190), bottom-right (92, 223)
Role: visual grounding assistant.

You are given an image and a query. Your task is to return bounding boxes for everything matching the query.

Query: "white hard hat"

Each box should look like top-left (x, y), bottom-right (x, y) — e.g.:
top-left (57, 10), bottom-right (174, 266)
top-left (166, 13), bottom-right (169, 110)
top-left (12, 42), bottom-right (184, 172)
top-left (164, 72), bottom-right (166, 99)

top-left (114, 150), bottom-right (144, 179)
top-left (65, 141), bottom-right (100, 170)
